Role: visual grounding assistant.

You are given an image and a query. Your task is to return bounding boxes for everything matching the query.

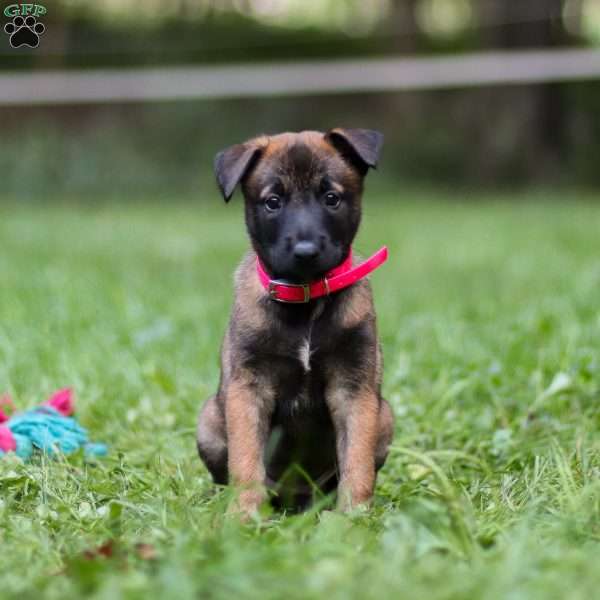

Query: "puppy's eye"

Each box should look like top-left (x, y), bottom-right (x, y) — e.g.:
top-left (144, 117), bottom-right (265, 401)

top-left (264, 195), bottom-right (282, 212)
top-left (324, 192), bottom-right (341, 209)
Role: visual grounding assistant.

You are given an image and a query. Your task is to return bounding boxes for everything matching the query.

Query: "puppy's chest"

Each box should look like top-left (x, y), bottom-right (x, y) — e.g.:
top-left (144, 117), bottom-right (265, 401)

top-left (240, 300), bottom-right (368, 408)
top-left (250, 308), bottom-right (340, 373)
top-left (285, 323), bottom-right (336, 374)
top-left (259, 327), bottom-right (336, 411)
top-left (272, 338), bottom-right (330, 422)
top-left (297, 335), bottom-right (315, 373)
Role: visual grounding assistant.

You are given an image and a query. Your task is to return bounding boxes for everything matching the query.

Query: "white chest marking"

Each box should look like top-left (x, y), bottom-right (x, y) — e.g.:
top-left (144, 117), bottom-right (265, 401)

top-left (299, 338), bottom-right (311, 372)
top-left (297, 299), bottom-right (323, 373)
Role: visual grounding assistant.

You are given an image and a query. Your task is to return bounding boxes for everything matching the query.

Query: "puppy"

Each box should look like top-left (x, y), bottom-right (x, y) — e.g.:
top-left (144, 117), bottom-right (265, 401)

top-left (197, 128), bottom-right (394, 515)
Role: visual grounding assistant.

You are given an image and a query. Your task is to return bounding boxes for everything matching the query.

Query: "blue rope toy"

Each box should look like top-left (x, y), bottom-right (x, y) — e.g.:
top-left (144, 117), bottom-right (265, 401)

top-left (0, 388), bottom-right (107, 460)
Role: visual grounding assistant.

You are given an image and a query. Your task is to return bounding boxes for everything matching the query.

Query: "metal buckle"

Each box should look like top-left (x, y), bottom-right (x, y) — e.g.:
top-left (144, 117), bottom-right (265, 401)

top-left (268, 280), bottom-right (310, 303)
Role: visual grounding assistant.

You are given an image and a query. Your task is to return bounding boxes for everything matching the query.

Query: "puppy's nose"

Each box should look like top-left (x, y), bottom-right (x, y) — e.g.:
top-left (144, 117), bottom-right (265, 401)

top-left (293, 240), bottom-right (319, 260)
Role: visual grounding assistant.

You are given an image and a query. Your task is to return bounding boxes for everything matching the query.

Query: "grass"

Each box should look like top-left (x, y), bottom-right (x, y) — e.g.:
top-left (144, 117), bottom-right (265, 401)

top-left (0, 190), bottom-right (599, 599)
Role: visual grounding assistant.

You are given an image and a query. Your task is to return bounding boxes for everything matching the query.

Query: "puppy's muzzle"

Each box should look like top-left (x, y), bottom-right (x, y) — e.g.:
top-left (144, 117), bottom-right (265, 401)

top-left (293, 240), bottom-right (319, 261)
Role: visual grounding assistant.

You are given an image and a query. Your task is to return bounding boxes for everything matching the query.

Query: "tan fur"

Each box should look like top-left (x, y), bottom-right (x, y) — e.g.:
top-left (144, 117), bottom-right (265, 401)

top-left (224, 374), bottom-right (274, 515)
top-left (326, 384), bottom-right (380, 509)
top-left (233, 253), bottom-right (266, 331)
top-left (242, 131), bottom-right (362, 202)
top-left (339, 279), bottom-right (373, 329)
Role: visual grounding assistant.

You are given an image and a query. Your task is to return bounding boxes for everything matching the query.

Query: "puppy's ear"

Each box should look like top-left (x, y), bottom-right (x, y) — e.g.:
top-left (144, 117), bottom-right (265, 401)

top-left (325, 128), bottom-right (384, 174)
top-left (214, 141), bottom-right (264, 202)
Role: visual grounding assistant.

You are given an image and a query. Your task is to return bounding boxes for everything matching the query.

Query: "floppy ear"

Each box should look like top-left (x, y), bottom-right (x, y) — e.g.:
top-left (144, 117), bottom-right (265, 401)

top-left (325, 128), bottom-right (384, 174)
top-left (214, 141), bottom-right (263, 202)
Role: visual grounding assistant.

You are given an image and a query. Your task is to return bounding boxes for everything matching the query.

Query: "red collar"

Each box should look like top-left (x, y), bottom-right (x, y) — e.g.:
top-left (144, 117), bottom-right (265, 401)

top-left (256, 246), bottom-right (388, 303)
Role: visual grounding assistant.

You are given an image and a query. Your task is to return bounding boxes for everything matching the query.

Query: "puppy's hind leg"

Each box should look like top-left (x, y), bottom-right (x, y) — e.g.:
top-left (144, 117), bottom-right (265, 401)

top-left (197, 395), bottom-right (228, 484)
top-left (375, 398), bottom-right (394, 471)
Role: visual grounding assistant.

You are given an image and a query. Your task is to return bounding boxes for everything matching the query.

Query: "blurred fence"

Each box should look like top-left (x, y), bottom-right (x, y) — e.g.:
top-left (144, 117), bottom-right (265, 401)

top-left (2, 48), bottom-right (600, 105)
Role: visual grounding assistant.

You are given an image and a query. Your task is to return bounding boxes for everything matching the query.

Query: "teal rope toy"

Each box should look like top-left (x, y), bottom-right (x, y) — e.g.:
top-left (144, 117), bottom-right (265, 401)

top-left (0, 388), bottom-right (107, 460)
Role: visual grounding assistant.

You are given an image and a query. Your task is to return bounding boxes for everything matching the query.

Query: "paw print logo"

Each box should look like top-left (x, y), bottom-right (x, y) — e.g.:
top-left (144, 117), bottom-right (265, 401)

top-left (4, 15), bottom-right (45, 48)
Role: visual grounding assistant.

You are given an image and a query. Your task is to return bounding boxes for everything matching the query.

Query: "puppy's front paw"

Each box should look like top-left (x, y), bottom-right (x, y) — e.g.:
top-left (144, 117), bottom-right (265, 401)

top-left (228, 487), bottom-right (267, 520)
top-left (336, 484), bottom-right (373, 513)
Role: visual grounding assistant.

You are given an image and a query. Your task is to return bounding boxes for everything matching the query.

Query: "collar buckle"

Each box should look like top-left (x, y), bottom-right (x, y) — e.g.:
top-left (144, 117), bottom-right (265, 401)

top-left (268, 280), bottom-right (311, 303)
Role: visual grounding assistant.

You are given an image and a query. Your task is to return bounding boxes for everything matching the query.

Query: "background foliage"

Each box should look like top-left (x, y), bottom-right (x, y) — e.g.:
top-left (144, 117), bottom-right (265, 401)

top-left (2, 0), bottom-right (600, 197)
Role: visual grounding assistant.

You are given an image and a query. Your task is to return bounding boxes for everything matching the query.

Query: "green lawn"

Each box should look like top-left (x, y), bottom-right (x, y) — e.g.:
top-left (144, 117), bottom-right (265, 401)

top-left (1, 191), bottom-right (599, 599)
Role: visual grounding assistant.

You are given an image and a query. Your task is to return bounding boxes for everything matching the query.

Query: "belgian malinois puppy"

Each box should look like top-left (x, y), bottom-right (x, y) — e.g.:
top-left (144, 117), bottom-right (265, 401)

top-left (197, 128), bottom-right (394, 516)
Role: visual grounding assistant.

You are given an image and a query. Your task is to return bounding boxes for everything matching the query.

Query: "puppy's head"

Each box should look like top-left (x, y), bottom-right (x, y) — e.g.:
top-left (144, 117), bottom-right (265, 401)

top-left (214, 128), bottom-right (383, 282)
